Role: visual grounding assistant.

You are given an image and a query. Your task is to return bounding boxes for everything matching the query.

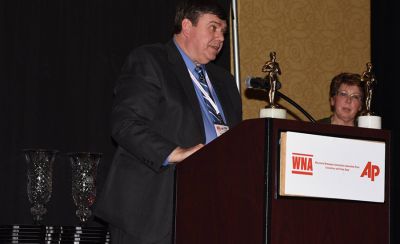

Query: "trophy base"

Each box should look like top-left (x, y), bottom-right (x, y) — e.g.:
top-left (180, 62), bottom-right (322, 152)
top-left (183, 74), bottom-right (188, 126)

top-left (357, 115), bottom-right (381, 129)
top-left (260, 107), bottom-right (287, 119)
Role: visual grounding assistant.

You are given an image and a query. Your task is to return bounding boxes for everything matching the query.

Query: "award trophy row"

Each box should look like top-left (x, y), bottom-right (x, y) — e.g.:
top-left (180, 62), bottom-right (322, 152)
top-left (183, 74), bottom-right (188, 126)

top-left (23, 149), bottom-right (102, 225)
top-left (254, 52), bottom-right (381, 129)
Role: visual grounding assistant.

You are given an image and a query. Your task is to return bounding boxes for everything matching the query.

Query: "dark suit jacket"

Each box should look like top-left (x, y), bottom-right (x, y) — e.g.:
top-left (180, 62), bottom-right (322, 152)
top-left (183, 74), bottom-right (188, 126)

top-left (94, 40), bottom-right (242, 242)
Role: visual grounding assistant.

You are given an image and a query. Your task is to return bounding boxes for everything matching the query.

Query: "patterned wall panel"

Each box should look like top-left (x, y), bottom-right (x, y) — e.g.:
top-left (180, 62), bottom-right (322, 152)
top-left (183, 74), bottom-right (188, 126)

top-left (237, 0), bottom-right (370, 121)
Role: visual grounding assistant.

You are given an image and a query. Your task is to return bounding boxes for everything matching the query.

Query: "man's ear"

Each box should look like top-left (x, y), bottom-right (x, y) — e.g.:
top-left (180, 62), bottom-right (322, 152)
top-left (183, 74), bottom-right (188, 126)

top-left (181, 18), bottom-right (192, 36)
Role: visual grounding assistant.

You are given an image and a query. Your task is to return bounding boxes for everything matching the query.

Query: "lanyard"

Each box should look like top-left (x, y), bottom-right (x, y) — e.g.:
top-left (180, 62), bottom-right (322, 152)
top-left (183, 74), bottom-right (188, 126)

top-left (188, 69), bottom-right (221, 116)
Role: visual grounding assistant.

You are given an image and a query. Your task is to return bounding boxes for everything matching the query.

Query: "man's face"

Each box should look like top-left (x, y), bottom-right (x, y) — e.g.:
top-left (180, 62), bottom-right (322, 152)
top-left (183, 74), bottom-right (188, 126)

top-left (184, 13), bottom-right (227, 64)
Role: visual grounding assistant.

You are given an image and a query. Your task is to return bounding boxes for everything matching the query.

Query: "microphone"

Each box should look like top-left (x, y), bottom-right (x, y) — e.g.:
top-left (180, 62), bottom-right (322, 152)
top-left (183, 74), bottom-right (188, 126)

top-left (245, 76), bottom-right (316, 122)
top-left (245, 76), bottom-right (282, 90)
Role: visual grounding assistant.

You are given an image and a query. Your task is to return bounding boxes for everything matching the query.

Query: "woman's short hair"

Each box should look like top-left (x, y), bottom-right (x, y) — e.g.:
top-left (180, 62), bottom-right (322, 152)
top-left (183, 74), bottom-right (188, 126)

top-left (329, 72), bottom-right (364, 99)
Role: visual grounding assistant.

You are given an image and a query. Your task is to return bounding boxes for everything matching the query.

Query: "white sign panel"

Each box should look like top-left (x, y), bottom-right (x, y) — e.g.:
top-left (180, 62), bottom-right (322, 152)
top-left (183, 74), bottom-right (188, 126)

top-left (280, 132), bottom-right (386, 203)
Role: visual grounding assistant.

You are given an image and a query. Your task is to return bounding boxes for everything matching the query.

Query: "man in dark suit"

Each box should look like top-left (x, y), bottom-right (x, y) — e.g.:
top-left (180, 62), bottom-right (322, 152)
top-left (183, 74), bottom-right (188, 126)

top-left (94, 1), bottom-right (242, 243)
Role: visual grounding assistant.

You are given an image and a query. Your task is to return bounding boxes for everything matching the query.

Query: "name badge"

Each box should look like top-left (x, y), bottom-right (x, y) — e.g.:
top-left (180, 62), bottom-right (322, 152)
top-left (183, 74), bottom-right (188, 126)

top-left (214, 124), bottom-right (229, 137)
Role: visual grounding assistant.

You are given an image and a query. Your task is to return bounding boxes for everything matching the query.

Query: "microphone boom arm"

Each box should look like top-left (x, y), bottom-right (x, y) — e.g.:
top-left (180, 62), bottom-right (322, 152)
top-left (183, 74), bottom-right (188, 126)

top-left (276, 91), bottom-right (316, 122)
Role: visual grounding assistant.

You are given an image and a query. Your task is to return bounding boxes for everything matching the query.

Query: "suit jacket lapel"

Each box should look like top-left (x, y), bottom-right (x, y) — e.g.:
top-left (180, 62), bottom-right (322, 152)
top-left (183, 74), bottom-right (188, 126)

top-left (165, 40), bottom-right (205, 137)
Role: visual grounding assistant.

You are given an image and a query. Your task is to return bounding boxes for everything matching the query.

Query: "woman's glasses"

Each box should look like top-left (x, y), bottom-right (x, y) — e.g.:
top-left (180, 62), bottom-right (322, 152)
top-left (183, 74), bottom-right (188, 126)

top-left (336, 90), bottom-right (362, 102)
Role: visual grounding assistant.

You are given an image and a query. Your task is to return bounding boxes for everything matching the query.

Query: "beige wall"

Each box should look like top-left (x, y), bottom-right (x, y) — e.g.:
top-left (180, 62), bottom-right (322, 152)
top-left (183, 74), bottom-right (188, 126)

top-left (236, 0), bottom-right (370, 120)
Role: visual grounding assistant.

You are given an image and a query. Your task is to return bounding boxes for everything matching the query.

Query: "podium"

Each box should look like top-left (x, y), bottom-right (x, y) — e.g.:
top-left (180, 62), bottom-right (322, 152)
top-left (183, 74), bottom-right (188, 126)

top-left (174, 118), bottom-right (391, 244)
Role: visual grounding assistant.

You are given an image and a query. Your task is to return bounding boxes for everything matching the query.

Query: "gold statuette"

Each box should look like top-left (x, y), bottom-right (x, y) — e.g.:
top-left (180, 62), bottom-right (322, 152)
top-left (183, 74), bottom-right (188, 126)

top-left (262, 51), bottom-right (281, 108)
top-left (358, 62), bottom-right (381, 129)
top-left (361, 62), bottom-right (377, 115)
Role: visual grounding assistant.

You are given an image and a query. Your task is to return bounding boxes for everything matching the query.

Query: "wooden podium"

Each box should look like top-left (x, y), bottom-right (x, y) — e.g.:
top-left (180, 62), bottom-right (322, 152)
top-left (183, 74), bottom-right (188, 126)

top-left (174, 118), bottom-right (391, 244)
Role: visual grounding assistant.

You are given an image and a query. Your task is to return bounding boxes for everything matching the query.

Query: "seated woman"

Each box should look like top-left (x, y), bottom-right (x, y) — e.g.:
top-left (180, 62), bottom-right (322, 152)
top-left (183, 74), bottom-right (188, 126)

top-left (318, 73), bottom-right (364, 126)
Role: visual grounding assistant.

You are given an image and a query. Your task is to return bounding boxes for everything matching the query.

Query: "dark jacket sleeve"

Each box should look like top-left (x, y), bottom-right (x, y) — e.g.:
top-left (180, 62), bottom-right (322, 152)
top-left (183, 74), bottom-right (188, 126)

top-left (111, 46), bottom-right (177, 171)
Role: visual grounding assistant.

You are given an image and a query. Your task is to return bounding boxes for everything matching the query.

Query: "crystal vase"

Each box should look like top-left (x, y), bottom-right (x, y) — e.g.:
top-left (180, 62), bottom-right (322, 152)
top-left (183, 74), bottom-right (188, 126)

top-left (68, 152), bottom-right (102, 225)
top-left (23, 149), bottom-right (58, 224)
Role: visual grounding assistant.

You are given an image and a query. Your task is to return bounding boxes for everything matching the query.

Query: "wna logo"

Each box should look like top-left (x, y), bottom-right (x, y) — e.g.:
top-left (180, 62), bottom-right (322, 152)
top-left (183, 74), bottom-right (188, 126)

top-left (291, 153), bottom-right (313, 175)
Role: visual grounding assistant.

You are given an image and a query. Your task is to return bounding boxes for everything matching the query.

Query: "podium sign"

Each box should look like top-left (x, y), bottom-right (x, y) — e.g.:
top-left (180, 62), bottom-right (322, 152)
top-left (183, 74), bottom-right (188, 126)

top-left (280, 131), bottom-right (386, 202)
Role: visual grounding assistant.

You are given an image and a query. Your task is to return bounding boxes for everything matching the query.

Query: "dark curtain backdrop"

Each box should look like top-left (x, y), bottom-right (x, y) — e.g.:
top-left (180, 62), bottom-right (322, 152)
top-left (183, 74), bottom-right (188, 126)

top-left (0, 0), bottom-right (230, 226)
top-left (372, 1), bottom-right (400, 243)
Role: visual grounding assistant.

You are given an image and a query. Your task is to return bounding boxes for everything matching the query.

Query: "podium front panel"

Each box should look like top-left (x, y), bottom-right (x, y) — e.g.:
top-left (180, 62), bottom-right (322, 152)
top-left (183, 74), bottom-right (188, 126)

top-left (175, 119), bottom-right (391, 244)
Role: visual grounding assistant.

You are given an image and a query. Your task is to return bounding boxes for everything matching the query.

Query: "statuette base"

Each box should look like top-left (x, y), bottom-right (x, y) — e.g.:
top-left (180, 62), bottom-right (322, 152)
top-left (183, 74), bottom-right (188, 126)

top-left (358, 115), bottom-right (381, 129)
top-left (260, 107), bottom-right (287, 119)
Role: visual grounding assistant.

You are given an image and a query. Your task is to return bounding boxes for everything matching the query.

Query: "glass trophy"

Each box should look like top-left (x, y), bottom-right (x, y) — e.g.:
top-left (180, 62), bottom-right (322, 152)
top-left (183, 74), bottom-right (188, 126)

top-left (23, 149), bottom-right (58, 224)
top-left (68, 152), bottom-right (102, 225)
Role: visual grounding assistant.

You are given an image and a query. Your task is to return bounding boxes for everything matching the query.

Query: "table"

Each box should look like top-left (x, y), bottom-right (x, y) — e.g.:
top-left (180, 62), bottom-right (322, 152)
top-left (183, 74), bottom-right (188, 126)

top-left (0, 225), bottom-right (110, 243)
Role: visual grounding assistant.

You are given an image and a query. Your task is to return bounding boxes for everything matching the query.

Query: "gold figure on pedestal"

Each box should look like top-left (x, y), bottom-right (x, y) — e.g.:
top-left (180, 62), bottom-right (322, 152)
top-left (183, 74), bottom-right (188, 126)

top-left (361, 62), bottom-right (377, 115)
top-left (262, 51), bottom-right (281, 108)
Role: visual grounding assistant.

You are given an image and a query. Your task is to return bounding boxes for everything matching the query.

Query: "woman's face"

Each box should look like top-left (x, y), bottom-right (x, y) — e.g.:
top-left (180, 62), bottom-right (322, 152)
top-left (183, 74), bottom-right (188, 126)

top-left (330, 83), bottom-right (363, 124)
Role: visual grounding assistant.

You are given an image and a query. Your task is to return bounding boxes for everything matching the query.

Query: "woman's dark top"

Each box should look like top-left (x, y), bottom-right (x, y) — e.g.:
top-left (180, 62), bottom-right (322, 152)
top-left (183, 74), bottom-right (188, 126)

top-left (317, 116), bottom-right (332, 124)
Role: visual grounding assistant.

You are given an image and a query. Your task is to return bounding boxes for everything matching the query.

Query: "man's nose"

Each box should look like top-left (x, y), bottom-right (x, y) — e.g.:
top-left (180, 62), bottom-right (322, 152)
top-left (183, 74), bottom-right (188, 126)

top-left (215, 30), bottom-right (224, 41)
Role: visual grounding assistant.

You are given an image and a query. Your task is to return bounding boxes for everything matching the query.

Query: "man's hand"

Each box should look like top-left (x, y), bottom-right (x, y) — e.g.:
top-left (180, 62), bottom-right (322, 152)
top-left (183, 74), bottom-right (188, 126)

top-left (168, 144), bottom-right (204, 164)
